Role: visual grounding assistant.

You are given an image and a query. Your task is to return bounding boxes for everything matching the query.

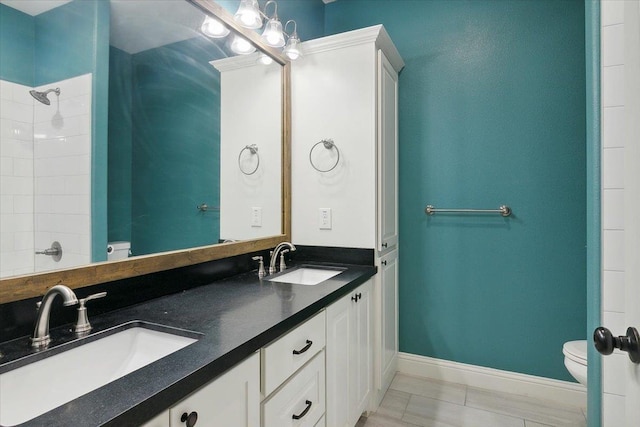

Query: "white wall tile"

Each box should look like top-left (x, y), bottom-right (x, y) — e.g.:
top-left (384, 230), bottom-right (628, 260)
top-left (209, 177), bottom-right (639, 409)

top-left (13, 195), bottom-right (33, 214)
top-left (603, 148), bottom-right (625, 189)
top-left (603, 271), bottom-right (625, 313)
top-left (603, 65), bottom-right (625, 107)
top-left (602, 24), bottom-right (625, 67)
top-left (603, 352), bottom-right (628, 396)
top-left (603, 189), bottom-right (624, 230)
top-left (603, 230), bottom-right (625, 271)
top-left (603, 106), bottom-right (625, 148)
top-left (601, 0), bottom-right (625, 26)
top-left (603, 311), bottom-right (627, 337)
top-left (603, 393), bottom-right (626, 426)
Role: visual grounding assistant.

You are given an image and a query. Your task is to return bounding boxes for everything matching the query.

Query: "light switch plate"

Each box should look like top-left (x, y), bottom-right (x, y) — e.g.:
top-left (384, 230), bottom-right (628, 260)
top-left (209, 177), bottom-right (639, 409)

top-left (319, 208), bottom-right (331, 229)
top-left (251, 207), bottom-right (262, 227)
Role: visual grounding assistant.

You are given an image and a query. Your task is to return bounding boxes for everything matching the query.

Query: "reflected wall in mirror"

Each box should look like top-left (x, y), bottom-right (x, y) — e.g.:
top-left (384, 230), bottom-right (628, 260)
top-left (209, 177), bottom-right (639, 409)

top-left (0, 0), bottom-right (283, 281)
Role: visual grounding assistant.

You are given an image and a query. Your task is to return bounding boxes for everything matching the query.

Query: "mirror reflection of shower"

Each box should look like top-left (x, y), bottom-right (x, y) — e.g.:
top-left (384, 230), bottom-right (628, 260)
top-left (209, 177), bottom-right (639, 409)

top-left (29, 87), bottom-right (60, 105)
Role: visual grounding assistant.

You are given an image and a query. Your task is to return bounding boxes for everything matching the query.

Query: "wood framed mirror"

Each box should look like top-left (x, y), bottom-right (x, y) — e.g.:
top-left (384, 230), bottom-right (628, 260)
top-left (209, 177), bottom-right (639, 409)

top-left (0, 0), bottom-right (291, 303)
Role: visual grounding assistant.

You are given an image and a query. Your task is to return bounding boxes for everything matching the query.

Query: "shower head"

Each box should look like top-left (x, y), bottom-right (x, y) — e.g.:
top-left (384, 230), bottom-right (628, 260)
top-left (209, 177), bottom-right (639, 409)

top-left (29, 88), bottom-right (60, 105)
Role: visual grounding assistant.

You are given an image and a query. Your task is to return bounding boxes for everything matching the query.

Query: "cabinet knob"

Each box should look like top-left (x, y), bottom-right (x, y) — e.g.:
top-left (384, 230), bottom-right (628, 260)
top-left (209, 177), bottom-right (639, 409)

top-left (381, 260), bottom-right (387, 266)
top-left (181, 411), bottom-right (198, 427)
top-left (594, 326), bottom-right (640, 364)
top-left (351, 295), bottom-right (358, 302)
top-left (292, 400), bottom-right (313, 420)
top-left (382, 243), bottom-right (388, 248)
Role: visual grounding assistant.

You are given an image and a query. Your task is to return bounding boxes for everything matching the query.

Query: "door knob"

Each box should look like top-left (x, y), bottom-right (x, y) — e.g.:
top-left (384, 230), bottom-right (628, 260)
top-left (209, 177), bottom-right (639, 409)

top-left (593, 326), bottom-right (640, 364)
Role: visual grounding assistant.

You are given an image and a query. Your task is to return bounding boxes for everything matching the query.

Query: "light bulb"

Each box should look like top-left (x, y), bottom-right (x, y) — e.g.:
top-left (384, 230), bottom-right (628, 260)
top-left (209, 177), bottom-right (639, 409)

top-left (230, 35), bottom-right (256, 55)
top-left (234, 0), bottom-right (262, 29)
top-left (261, 18), bottom-right (285, 48)
top-left (283, 35), bottom-right (302, 60)
top-left (201, 16), bottom-right (230, 38)
top-left (258, 54), bottom-right (274, 65)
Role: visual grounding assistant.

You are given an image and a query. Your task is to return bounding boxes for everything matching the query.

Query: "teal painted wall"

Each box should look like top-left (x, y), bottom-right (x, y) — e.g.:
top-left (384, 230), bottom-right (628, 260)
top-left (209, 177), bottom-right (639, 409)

top-left (325, 0), bottom-right (587, 381)
top-left (129, 38), bottom-right (222, 255)
top-left (0, 4), bottom-right (34, 86)
top-left (108, 47), bottom-right (133, 244)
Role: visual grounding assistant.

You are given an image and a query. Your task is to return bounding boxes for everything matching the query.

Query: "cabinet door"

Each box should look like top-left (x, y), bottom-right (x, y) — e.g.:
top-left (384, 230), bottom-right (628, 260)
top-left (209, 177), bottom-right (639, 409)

top-left (169, 352), bottom-right (259, 427)
top-left (377, 50), bottom-right (399, 253)
top-left (262, 351), bottom-right (325, 427)
top-left (352, 280), bottom-right (372, 424)
top-left (379, 250), bottom-right (398, 394)
top-left (326, 280), bottom-right (372, 427)
top-left (326, 292), bottom-right (351, 427)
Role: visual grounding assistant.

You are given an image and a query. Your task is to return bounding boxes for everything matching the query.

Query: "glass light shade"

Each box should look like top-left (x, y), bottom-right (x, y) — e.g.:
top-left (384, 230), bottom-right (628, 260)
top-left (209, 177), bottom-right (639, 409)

top-left (201, 16), bottom-right (230, 38)
top-left (261, 18), bottom-right (285, 48)
top-left (257, 53), bottom-right (274, 65)
top-left (234, 0), bottom-right (262, 29)
top-left (283, 35), bottom-right (302, 60)
top-left (230, 35), bottom-right (257, 55)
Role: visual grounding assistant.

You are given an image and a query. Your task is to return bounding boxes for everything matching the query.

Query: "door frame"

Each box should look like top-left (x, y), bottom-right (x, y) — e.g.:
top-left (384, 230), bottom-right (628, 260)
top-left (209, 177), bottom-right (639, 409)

top-left (585, 1), bottom-right (602, 426)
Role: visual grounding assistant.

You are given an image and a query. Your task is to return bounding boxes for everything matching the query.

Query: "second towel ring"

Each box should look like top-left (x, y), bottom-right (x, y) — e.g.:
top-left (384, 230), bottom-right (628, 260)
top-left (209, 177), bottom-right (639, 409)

top-left (309, 139), bottom-right (340, 172)
top-left (238, 144), bottom-right (260, 175)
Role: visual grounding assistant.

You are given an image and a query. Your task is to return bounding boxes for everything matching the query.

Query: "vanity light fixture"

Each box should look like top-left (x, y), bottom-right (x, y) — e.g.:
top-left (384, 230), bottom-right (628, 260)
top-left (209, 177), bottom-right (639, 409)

top-left (200, 0), bottom-right (302, 60)
top-left (230, 34), bottom-right (257, 55)
top-left (201, 15), bottom-right (230, 38)
top-left (283, 20), bottom-right (302, 60)
top-left (234, 0), bottom-right (263, 29)
top-left (260, 1), bottom-right (285, 48)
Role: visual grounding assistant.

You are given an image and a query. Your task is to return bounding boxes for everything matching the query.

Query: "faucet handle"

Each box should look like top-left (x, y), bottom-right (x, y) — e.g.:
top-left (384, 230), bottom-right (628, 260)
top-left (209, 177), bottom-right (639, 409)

top-left (74, 292), bottom-right (107, 335)
top-left (80, 292), bottom-right (107, 305)
top-left (252, 256), bottom-right (266, 278)
top-left (279, 249), bottom-right (290, 272)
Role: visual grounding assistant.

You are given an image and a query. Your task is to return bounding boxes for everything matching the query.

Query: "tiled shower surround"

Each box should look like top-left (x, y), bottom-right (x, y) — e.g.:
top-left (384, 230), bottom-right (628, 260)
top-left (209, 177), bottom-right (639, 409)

top-left (0, 74), bottom-right (92, 278)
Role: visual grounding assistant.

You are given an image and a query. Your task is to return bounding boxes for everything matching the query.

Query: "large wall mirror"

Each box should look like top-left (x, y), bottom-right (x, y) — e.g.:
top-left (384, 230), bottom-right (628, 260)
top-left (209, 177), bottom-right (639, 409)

top-left (0, 0), bottom-right (291, 303)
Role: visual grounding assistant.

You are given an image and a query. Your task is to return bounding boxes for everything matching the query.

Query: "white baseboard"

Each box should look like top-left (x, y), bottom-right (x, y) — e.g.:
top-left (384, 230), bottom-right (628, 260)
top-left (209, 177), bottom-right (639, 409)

top-left (397, 352), bottom-right (587, 408)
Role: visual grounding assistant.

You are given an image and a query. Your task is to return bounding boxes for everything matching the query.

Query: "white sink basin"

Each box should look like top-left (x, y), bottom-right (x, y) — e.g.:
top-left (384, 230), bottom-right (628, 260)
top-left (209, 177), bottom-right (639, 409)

top-left (266, 267), bottom-right (343, 285)
top-left (0, 324), bottom-right (199, 426)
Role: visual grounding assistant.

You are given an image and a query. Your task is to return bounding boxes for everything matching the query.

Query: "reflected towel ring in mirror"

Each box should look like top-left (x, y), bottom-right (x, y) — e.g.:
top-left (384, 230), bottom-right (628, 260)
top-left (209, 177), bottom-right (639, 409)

top-left (238, 144), bottom-right (260, 175)
top-left (309, 139), bottom-right (340, 172)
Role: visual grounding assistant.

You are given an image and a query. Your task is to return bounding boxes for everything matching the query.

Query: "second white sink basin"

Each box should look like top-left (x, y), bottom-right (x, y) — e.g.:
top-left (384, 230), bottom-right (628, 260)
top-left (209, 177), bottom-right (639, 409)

top-left (0, 323), bottom-right (199, 426)
top-left (266, 267), bottom-right (343, 285)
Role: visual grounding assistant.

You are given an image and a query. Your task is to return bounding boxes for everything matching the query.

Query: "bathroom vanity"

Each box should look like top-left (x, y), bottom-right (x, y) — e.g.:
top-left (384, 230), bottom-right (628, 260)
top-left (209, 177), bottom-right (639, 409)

top-left (0, 260), bottom-right (375, 426)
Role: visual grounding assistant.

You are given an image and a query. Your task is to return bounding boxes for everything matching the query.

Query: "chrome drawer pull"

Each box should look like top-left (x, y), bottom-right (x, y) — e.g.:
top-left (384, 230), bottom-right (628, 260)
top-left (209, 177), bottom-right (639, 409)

top-left (292, 400), bottom-right (312, 420)
top-left (292, 340), bottom-right (313, 355)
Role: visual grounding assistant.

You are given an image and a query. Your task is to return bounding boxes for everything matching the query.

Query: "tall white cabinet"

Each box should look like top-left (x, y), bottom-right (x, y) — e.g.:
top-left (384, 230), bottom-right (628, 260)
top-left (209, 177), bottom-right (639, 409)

top-left (291, 25), bottom-right (404, 412)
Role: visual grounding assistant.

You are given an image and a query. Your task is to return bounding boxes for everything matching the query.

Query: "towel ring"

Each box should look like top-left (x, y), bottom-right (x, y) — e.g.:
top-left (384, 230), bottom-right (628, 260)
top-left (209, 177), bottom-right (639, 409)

top-left (238, 144), bottom-right (260, 175)
top-left (309, 139), bottom-right (340, 172)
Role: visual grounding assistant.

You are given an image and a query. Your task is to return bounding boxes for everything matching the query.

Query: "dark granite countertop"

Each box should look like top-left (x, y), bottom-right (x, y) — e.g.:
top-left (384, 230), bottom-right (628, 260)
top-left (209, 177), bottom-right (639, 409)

top-left (0, 262), bottom-right (375, 427)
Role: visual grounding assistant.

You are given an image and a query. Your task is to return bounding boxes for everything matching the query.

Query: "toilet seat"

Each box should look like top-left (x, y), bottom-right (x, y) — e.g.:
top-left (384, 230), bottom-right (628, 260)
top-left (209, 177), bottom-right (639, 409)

top-left (563, 340), bottom-right (587, 365)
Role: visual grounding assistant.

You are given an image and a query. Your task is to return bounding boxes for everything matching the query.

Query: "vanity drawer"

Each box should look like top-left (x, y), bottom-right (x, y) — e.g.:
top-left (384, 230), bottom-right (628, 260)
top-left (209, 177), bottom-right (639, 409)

top-left (262, 351), bottom-right (325, 427)
top-left (262, 310), bottom-right (325, 396)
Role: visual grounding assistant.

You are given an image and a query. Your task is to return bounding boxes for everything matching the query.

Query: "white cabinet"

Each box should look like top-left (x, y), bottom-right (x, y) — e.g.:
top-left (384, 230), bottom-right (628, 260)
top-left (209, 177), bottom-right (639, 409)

top-left (262, 351), bottom-right (326, 427)
top-left (291, 25), bottom-right (403, 410)
top-left (169, 352), bottom-right (260, 427)
top-left (261, 311), bottom-right (326, 396)
top-left (291, 25), bottom-right (404, 250)
top-left (375, 249), bottom-right (398, 402)
top-left (326, 280), bottom-right (372, 427)
top-left (377, 51), bottom-right (399, 252)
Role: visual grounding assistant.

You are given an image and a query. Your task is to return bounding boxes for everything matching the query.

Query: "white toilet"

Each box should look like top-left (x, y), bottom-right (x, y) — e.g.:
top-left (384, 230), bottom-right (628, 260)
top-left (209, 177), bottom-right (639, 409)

top-left (563, 340), bottom-right (588, 386)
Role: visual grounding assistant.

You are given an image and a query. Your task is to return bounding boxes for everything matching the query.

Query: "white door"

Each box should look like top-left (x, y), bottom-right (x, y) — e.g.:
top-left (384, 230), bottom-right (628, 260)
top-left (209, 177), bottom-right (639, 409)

top-left (623, 0), bottom-right (640, 423)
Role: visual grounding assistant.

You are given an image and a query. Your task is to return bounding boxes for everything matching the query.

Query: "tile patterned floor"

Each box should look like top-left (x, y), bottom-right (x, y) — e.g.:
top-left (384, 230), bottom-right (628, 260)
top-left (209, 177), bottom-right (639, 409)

top-left (356, 373), bottom-right (587, 427)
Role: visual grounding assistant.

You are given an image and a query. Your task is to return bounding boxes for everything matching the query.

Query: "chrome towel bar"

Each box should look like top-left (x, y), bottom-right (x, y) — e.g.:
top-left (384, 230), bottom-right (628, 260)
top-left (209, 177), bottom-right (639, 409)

top-left (425, 205), bottom-right (512, 217)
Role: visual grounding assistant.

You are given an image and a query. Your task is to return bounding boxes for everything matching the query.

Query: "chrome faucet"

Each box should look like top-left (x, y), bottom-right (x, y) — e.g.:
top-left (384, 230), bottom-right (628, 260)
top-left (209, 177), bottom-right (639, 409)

top-left (31, 285), bottom-right (78, 349)
top-left (269, 242), bottom-right (296, 275)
